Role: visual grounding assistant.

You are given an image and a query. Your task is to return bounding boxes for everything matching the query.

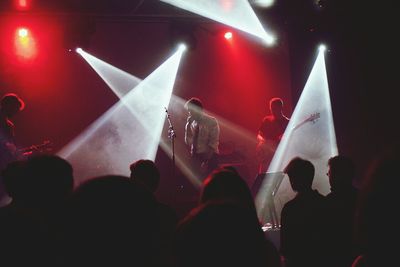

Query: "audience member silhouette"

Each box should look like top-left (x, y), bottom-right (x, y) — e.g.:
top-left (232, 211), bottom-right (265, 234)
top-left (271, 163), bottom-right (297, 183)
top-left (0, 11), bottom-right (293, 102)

top-left (130, 159), bottom-right (178, 266)
top-left (21, 155), bottom-right (73, 213)
top-left (0, 200), bottom-right (55, 266)
top-left (67, 175), bottom-right (163, 267)
top-left (280, 157), bottom-right (328, 267)
top-left (174, 201), bottom-right (281, 267)
top-left (199, 167), bottom-right (282, 267)
top-left (130, 159), bottom-right (161, 192)
top-left (0, 155), bottom-right (74, 267)
top-left (8, 147), bottom-right (397, 267)
top-left (351, 148), bottom-right (399, 267)
top-left (221, 164), bottom-right (240, 174)
top-left (325, 155), bottom-right (359, 267)
top-left (200, 167), bottom-right (256, 211)
top-left (0, 154), bottom-right (73, 224)
top-left (0, 160), bottom-right (27, 211)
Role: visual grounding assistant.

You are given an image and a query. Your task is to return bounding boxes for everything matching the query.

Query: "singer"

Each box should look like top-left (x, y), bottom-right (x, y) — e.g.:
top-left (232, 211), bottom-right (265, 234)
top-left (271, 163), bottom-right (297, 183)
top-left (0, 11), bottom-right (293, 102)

top-left (184, 97), bottom-right (220, 179)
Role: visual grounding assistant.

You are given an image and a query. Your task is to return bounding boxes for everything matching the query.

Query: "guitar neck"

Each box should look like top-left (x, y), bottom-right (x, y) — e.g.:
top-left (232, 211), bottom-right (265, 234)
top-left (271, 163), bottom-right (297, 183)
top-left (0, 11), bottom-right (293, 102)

top-left (18, 141), bottom-right (52, 154)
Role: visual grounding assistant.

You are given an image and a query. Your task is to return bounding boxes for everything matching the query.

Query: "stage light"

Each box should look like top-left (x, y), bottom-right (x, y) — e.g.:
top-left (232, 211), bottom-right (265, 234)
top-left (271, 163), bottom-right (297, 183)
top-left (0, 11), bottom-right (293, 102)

top-left (319, 44), bottom-right (326, 52)
top-left (263, 34), bottom-right (276, 46)
top-left (251, 0), bottom-right (275, 8)
top-left (15, 0), bottom-right (31, 11)
top-left (224, 31), bottom-right (233, 40)
top-left (15, 27), bottom-right (37, 59)
top-left (18, 28), bottom-right (28, 38)
top-left (178, 43), bottom-right (187, 52)
top-left (19, 0), bottom-right (27, 7)
top-left (75, 47), bottom-right (83, 54)
top-left (315, 0), bottom-right (326, 8)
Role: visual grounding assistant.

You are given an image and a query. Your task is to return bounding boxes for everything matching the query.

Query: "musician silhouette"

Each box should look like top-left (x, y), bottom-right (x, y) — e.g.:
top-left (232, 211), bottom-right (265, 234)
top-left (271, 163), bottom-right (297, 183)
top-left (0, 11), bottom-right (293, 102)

top-left (256, 97), bottom-right (289, 173)
top-left (0, 93), bottom-right (25, 206)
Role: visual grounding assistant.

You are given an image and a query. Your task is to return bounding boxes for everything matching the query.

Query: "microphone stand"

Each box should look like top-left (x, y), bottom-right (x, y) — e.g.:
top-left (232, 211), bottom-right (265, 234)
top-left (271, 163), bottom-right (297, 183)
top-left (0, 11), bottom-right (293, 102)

top-left (164, 107), bottom-right (177, 180)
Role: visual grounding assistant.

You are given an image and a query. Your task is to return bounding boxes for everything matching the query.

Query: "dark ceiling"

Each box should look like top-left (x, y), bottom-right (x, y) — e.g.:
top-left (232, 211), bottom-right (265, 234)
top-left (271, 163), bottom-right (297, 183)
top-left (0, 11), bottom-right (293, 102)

top-left (0, 0), bottom-right (321, 22)
top-left (1, 0), bottom-right (208, 17)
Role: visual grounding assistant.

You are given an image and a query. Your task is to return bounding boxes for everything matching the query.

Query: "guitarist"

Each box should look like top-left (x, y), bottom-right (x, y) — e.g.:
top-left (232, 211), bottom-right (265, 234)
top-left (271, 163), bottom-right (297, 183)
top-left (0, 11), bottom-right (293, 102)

top-left (1, 93), bottom-right (25, 205)
top-left (1, 93), bottom-right (25, 171)
top-left (256, 97), bottom-right (289, 173)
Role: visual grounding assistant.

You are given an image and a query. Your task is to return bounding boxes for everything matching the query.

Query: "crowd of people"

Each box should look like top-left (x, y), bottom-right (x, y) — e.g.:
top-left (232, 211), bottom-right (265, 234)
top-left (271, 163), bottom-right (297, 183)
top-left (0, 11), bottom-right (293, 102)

top-left (0, 150), bottom-right (396, 267)
top-left (0, 93), bottom-right (396, 266)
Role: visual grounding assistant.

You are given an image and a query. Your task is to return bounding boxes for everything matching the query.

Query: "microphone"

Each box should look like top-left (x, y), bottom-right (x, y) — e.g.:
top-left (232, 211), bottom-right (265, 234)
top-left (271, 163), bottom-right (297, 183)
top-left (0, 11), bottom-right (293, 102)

top-left (187, 116), bottom-right (194, 125)
top-left (164, 107), bottom-right (177, 138)
top-left (165, 107), bottom-right (170, 118)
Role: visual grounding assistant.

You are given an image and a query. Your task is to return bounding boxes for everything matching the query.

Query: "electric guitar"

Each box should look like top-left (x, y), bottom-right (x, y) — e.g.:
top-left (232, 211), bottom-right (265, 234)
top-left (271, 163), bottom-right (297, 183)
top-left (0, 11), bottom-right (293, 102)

top-left (292, 112), bottom-right (320, 131)
top-left (18, 140), bottom-right (53, 157)
top-left (1, 140), bottom-right (53, 169)
top-left (256, 112), bottom-right (321, 164)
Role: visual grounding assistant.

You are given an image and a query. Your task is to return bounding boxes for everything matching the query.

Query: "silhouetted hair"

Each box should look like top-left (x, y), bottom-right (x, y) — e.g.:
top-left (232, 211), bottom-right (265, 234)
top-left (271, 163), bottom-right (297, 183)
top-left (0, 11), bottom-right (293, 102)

top-left (284, 157), bottom-right (315, 192)
top-left (69, 175), bottom-right (159, 266)
top-left (328, 155), bottom-right (355, 190)
top-left (23, 154), bottom-right (74, 203)
top-left (129, 159), bottom-right (160, 193)
top-left (1, 160), bottom-right (26, 198)
top-left (221, 165), bottom-right (239, 174)
top-left (200, 168), bottom-right (255, 212)
top-left (269, 97), bottom-right (283, 110)
top-left (1, 93), bottom-right (25, 111)
top-left (184, 97), bottom-right (203, 111)
top-left (174, 201), bottom-right (272, 267)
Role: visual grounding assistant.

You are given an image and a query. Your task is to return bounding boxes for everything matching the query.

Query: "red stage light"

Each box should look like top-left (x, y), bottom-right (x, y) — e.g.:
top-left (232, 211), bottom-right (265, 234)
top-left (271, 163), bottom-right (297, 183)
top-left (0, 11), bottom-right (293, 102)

top-left (19, 0), bottom-right (27, 7)
top-left (224, 31), bottom-right (233, 40)
top-left (15, 0), bottom-right (31, 11)
top-left (15, 27), bottom-right (37, 59)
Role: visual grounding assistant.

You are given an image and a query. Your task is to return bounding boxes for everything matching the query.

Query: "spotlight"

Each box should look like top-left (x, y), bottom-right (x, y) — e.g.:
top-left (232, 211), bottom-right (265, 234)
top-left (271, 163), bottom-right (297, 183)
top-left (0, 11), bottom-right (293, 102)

top-left (18, 28), bottom-right (28, 38)
top-left (263, 34), bottom-right (276, 46)
top-left (315, 0), bottom-right (326, 8)
top-left (76, 47), bottom-right (83, 54)
top-left (15, 27), bottom-right (37, 59)
top-left (178, 43), bottom-right (187, 52)
top-left (251, 0), bottom-right (275, 8)
top-left (319, 44), bottom-right (327, 52)
top-left (224, 31), bottom-right (233, 40)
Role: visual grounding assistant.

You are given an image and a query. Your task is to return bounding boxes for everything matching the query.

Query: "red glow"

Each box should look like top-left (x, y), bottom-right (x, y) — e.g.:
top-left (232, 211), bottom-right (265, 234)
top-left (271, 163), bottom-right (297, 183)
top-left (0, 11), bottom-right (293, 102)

top-left (224, 31), bottom-right (233, 40)
top-left (15, 0), bottom-right (31, 11)
top-left (19, 0), bottom-right (27, 7)
top-left (15, 27), bottom-right (37, 60)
